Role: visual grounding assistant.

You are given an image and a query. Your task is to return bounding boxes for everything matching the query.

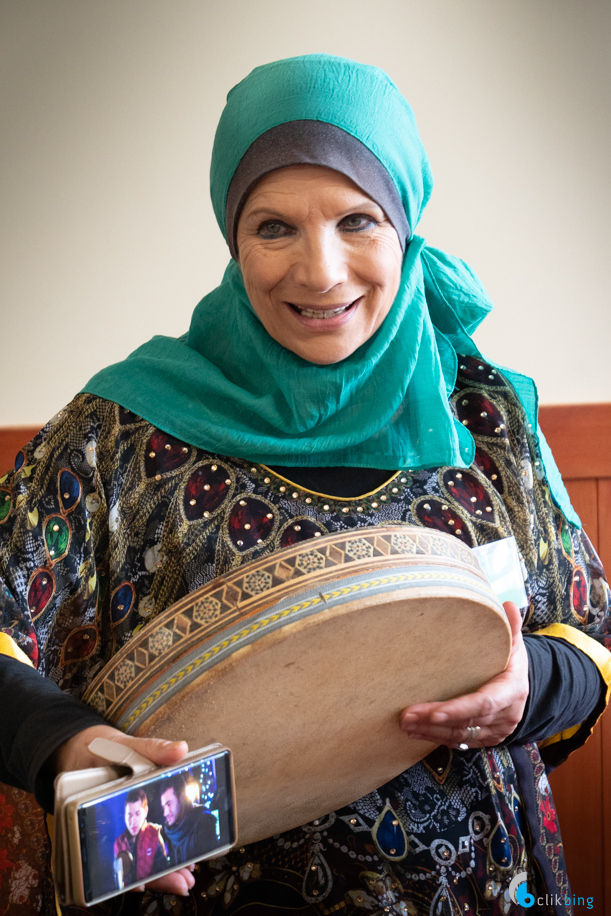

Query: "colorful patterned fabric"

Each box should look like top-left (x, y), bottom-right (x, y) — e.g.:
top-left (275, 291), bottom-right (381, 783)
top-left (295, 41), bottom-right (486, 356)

top-left (1, 356), bottom-right (610, 915)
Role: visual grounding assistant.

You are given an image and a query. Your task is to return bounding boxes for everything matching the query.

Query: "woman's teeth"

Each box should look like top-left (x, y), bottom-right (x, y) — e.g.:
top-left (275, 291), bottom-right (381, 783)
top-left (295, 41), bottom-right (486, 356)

top-left (293, 303), bottom-right (353, 319)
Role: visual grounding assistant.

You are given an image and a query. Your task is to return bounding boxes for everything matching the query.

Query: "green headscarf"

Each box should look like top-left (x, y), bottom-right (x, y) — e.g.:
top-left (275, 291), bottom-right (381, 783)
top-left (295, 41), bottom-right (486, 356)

top-left (82, 54), bottom-right (579, 523)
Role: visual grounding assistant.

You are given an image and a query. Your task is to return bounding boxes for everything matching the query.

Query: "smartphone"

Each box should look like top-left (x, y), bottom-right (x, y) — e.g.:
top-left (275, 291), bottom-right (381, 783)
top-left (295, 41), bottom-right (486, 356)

top-left (61, 746), bottom-right (236, 907)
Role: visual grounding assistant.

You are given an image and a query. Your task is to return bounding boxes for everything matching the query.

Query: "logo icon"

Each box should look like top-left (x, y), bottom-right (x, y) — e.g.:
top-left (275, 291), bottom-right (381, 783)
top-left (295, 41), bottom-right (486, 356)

top-left (509, 872), bottom-right (535, 908)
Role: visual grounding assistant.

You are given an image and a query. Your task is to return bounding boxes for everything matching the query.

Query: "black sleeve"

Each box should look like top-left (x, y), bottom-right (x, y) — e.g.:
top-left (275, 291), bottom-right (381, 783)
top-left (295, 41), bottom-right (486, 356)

top-left (1, 632), bottom-right (605, 812)
top-left (509, 634), bottom-right (607, 746)
top-left (196, 810), bottom-right (220, 851)
top-left (0, 655), bottom-right (108, 813)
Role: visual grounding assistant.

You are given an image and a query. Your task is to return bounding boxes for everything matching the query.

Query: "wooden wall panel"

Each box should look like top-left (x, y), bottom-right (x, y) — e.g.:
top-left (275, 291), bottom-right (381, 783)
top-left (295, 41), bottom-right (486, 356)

top-left (539, 409), bottom-right (611, 911)
top-left (559, 479), bottom-right (599, 548)
top-left (0, 426), bottom-right (40, 477)
top-left (538, 404), bottom-right (611, 478)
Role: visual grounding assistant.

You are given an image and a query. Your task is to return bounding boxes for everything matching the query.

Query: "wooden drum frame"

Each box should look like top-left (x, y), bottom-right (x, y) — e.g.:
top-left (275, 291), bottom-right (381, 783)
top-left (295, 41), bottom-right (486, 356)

top-left (85, 525), bottom-right (511, 844)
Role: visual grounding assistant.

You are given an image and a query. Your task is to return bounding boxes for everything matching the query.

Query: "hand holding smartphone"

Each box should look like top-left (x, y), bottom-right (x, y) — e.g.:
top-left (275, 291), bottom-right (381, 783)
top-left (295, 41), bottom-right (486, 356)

top-left (53, 739), bottom-right (236, 907)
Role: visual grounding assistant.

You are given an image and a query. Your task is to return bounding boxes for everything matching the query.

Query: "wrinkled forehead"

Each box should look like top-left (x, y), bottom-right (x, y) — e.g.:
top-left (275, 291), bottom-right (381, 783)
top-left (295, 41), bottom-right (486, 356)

top-left (225, 121), bottom-right (410, 260)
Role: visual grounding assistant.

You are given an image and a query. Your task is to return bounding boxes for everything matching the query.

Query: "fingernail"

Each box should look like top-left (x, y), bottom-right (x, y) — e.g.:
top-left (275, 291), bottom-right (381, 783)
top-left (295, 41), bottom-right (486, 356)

top-left (401, 713), bottom-right (417, 722)
top-left (431, 712), bottom-right (448, 723)
top-left (189, 864), bottom-right (196, 872)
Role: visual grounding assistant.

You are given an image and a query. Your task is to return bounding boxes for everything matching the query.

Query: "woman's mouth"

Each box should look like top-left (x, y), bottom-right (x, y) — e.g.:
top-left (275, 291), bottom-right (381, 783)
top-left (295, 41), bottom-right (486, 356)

top-left (289, 300), bottom-right (358, 320)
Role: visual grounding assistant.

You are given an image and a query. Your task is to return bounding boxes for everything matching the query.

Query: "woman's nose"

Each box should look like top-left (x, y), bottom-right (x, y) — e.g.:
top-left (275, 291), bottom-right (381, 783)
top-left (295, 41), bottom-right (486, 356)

top-left (291, 230), bottom-right (349, 293)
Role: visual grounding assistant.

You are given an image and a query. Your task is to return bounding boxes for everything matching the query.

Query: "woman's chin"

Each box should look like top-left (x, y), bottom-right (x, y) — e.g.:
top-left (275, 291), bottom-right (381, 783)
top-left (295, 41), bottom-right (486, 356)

top-left (286, 337), bottom-right (363, 365)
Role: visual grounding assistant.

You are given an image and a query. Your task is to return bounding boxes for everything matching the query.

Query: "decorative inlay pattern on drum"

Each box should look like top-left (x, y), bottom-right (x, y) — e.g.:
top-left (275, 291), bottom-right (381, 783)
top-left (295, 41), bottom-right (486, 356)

top-left (148, 626), bottom-right (174, 655)
top-left (192, 596), bottom-right (222, 624)
top-left (117, 563), bottom-right (499, 732)
top-left (345, 537), bottom-right (374, 561)
top-left (85, 525), bottom-right (486, 722)
top-left (295, 549), bottom-right (326, 574)
top-left (390, 531), bottom-right (418, 554)
top-left (243, 569), bottom-right (273, 596)
top-left (114, 659), bottom-right (136, 688)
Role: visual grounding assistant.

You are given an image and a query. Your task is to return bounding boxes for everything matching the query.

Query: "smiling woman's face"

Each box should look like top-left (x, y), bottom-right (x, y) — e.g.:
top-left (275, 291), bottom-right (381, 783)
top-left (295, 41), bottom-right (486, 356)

top-left (236, 165), bottom-right (403, 365)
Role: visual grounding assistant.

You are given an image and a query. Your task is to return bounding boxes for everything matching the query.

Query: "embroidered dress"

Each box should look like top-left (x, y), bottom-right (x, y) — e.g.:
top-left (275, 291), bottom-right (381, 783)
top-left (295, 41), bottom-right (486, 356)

top-left (1, 357), bottom-right (609, 916)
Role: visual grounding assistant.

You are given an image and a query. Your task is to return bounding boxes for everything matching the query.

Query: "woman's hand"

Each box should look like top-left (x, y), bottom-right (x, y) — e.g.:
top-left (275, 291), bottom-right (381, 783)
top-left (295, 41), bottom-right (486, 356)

top-left (52, 724), bottom-right (196, 896)
top-left (399, 601), bottom-right (529, 748)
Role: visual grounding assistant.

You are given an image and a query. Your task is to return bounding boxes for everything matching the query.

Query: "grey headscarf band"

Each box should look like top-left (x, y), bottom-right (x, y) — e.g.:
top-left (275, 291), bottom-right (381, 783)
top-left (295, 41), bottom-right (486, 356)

top-left (225, 120), bottom-right (410, 260)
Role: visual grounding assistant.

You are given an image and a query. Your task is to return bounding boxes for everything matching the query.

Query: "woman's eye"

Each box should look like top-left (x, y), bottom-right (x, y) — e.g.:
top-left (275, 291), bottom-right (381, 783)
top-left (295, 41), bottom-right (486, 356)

top-left (341, 214), bottom-right (377, 232)
top-left (258, 220), bottom-right (292, 238)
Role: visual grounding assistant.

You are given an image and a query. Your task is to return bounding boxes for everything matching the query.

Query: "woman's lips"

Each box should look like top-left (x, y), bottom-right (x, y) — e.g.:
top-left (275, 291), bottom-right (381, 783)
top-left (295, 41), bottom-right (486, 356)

top-left (285, 297), bottom-right (361, 328)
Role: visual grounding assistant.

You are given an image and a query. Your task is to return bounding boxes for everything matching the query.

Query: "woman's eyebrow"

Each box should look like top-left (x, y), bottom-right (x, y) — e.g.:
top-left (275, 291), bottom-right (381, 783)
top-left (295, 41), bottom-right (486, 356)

top-left (243, 199), bottom-right (384, 222)
top-left (338, 202), bottom-right (384, 216)
top-left (242, 207), bottom-right (291, 221)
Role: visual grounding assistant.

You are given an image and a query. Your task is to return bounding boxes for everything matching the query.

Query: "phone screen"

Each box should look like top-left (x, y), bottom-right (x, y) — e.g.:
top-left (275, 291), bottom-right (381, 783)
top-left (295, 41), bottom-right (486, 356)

top-left (77, 750), bottom-right (234, 904)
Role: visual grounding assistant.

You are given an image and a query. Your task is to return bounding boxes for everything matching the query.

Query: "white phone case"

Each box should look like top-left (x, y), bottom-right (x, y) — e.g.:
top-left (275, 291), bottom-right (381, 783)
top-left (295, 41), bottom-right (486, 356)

top-left (53, 739), bottom-right (235, 907)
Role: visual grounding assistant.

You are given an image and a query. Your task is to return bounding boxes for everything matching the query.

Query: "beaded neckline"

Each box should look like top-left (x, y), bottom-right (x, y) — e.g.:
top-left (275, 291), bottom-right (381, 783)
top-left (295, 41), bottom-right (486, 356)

top-left (244, 463), bottom-right (416, 516)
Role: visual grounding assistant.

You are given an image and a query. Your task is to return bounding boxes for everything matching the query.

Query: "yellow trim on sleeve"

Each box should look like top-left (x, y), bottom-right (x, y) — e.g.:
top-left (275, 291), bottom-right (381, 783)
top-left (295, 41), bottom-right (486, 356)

top-left (538, 724), bottom-right (581, 749)
top-left (0, 632), bottom-right (34, 667)
top-left (535, 623), bottom-right (611, 690)
top-left (535, 623), bottom-right (611, 749)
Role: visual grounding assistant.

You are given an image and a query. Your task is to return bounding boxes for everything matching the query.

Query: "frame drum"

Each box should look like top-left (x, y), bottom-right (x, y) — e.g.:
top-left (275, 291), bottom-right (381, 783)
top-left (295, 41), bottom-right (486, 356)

top-left (85, 525), bottom-right (511, 844)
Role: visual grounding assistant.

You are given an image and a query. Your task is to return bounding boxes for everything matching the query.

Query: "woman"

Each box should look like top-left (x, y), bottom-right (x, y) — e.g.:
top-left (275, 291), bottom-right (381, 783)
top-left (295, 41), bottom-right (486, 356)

top-left (1, 55), bottom-right (610, 916)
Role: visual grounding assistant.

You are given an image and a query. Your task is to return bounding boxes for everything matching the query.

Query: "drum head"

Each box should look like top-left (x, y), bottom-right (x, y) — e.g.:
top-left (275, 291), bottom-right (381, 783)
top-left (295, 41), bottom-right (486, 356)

top-left (86, 526), bottom-right (510, 844)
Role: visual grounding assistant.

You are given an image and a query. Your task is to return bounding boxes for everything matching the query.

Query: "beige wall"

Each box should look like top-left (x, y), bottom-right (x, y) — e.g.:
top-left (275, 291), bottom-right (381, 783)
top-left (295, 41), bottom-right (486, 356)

top-left (1, 0), bottom-right (610, 426)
